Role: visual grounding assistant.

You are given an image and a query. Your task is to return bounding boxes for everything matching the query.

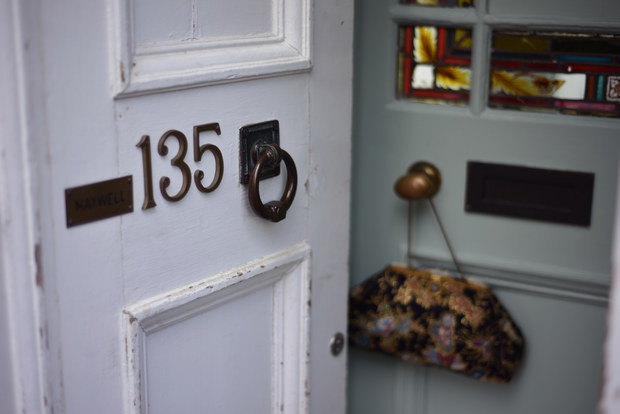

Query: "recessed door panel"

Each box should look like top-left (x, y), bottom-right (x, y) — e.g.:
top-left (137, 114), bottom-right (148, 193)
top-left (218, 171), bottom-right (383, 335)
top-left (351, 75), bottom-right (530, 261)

top-left (146, 286), bottom-right (273, 414)
top-left (124, 246), bottom-right (311, 414)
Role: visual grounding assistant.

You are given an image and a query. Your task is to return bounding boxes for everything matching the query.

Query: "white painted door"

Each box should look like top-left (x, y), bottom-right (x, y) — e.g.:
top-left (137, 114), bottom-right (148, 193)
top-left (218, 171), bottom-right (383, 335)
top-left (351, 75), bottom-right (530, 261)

top-left (350, 0), bottom-right (619, 413)
top-left (0, 0), bottom-right (352, 413)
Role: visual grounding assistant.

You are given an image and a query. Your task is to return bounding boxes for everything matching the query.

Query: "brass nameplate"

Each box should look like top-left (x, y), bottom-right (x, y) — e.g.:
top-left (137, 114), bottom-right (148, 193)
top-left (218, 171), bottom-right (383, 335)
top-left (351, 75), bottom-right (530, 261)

top-left (65, 176), bottom-right (133, 228)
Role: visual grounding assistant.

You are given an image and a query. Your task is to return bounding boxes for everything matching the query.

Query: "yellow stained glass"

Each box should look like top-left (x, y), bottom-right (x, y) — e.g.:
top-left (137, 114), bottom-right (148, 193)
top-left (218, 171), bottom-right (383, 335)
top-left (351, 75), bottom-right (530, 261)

top-left (493, 36), bottom-right (551, 53)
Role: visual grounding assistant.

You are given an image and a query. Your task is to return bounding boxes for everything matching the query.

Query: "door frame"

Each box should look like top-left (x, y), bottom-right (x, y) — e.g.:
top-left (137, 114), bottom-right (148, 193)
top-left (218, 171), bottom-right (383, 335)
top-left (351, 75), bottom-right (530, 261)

top-left (0, 1), bottom-right (52, 412)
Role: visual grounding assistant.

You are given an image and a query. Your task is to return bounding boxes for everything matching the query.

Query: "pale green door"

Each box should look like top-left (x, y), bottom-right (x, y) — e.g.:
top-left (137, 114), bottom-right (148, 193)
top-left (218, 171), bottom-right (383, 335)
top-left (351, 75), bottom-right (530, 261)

top-left (349, 0), bottom-right (620, 412)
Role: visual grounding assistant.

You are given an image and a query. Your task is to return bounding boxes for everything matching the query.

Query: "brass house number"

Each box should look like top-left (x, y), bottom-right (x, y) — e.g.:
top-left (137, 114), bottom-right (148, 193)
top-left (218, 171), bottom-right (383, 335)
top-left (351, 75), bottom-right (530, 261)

top-left (65, 120), bottom-right (293, 227)
top-left (137, 122), bottom-right (224, 210)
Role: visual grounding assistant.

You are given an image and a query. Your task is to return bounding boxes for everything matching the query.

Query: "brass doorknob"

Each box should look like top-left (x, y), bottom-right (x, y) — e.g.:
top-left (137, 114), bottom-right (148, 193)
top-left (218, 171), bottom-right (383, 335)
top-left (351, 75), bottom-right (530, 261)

top-left (394, 161), bottom-right (441, 200)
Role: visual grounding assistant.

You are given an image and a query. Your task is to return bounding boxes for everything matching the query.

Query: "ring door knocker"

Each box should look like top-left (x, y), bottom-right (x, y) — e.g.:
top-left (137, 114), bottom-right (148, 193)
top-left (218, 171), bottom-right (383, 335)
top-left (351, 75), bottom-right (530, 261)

top-left (248, 144), bottom-right (298, 222)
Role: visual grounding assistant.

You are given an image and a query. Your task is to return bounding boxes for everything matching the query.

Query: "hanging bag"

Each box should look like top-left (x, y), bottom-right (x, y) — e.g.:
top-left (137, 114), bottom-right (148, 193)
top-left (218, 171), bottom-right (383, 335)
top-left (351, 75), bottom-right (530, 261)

top-left (348, 264), bottom-right (525, 382)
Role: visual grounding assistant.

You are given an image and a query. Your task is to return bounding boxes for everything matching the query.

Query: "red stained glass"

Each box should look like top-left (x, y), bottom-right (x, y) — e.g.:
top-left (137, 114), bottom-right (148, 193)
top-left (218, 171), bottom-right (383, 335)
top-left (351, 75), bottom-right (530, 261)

top-left (525, 63), bottom-right (560, 71)
top-left (399, 0), bottom-right (474, 7)
top-left (438, 28), bottom-right (446, 59)
top-left (587, 75), bottom-right (596, 100)
top-left (563, 64), bottom-right (620, 73)
top-left (490, 96), bottom-right (553, 108)
top-left (412, 90), bottom-right (467, 100)
top-left (444, 58), bottom-right (471, 66)
top-left (492, 61), bottom-right (522, 68)
top-left (403, 57), bottom-right (413, 95)
top-left (554, 101), bottom-right (616, 111)
top-left (405, 27), bottom-right (413, 54)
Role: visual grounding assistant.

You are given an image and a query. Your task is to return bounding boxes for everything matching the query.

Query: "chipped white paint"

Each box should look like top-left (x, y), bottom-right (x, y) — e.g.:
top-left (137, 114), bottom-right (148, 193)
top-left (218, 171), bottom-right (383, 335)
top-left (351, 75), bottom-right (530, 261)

top-left (123, 244), bottom-right (310, 413)
top-left (2, 0), bottom-right (352, 413)
top-left (0, 0), bottom-right (56, 413)
top-left (110, 0), bottom-right (312, 97)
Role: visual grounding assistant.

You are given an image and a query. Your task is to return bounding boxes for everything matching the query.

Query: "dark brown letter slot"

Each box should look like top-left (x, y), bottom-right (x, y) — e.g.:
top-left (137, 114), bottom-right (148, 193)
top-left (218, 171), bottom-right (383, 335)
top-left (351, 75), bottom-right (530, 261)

top-left (465, 161), bottom-right (594, 226)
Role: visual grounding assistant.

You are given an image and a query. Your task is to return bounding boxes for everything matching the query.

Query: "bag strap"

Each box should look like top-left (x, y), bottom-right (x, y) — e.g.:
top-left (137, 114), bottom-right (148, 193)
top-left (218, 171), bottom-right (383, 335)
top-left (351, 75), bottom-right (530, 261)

top-left (427, 198), bottom-right (465, 279)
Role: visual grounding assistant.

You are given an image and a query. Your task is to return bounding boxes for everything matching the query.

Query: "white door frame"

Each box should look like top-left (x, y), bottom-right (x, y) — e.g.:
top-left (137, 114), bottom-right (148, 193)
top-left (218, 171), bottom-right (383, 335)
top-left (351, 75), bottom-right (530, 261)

top-left (0, 0), bottom-right (52, 412)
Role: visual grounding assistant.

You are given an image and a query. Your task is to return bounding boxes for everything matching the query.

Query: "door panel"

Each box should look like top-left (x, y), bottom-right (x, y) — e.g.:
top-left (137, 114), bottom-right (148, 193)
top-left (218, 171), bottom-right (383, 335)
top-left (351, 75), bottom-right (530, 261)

top-left (350, 0), bottom-right (618, 412)
top-left (146, 287), bottom-right (274, 414)
top-left (423, 289), bottom-right (606, 414)
top-left (113, 0), bottom-right (310, 96)
top-left (394, 111), bottom-right (618, 285)
top-left (117, 77), bottom-right (309, 303)
top-left (124, 246), bottom-right (310, 414)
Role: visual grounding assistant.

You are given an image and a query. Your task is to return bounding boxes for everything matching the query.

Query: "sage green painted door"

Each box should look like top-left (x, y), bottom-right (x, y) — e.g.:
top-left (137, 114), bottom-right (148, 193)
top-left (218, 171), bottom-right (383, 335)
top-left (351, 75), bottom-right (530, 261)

top-left (349, 0), bottom-right (620, 413)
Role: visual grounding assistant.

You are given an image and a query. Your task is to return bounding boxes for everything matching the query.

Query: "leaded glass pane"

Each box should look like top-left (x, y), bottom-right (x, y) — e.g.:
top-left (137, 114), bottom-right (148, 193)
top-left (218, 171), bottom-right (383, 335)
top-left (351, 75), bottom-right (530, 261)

top-left (399, 0), bottom-right (474, 8)
top-left (489, 30), bottom-right (620, 118)
top-left (397, 25), bottom-right (473, 105)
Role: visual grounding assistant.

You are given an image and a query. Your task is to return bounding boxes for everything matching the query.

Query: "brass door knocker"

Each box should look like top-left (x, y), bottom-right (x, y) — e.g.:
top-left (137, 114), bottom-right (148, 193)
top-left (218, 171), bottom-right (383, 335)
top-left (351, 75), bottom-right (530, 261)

top-left (247, 144), bottom-right (297, 222)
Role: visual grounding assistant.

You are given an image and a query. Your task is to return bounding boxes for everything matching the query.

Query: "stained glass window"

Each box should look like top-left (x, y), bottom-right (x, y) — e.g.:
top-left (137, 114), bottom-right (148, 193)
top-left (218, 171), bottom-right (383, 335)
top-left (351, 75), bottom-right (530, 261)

top-left (397, 25), bottom-right (473, 105)
top-left (489, 31), bottom-right (620, 118)
top-left (399, 0), bottom-right (474, 8)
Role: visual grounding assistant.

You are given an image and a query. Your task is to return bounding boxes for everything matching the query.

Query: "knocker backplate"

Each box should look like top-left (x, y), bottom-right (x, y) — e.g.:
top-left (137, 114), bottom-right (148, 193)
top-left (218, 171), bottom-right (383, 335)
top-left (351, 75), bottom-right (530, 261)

top-left (239, 120), bottom-right (281, 184)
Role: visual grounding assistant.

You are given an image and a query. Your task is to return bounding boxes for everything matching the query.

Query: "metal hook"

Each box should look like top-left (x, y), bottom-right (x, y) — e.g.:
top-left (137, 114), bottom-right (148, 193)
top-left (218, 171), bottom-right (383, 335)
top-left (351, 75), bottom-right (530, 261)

top-left (395, 161), bottom-right (465, 279)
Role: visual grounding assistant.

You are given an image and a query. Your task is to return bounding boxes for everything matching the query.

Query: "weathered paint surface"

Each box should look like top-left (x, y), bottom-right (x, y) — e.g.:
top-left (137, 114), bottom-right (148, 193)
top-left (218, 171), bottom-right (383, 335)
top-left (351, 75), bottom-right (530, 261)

top-left (2, 0), bottom-right (353, 413)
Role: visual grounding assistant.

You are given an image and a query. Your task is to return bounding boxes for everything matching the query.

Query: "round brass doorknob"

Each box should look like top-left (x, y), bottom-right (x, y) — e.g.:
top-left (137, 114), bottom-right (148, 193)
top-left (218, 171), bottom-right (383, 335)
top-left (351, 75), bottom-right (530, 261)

top-left (394, 161), bottom-right (441, 200)
top-left (248, 144), bottom-right (298, 222)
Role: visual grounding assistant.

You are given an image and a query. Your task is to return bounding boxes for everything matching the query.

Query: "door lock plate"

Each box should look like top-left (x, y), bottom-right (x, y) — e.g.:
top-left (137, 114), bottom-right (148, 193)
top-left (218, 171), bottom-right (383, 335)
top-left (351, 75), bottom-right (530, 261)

top-left (240, 120), bottom-right (281, 184)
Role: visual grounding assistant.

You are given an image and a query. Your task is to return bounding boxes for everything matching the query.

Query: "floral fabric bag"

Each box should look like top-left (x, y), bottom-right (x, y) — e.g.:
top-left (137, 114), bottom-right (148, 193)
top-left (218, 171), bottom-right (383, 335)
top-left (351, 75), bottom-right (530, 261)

top-left (348, 264), bottom-right (525, 382)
